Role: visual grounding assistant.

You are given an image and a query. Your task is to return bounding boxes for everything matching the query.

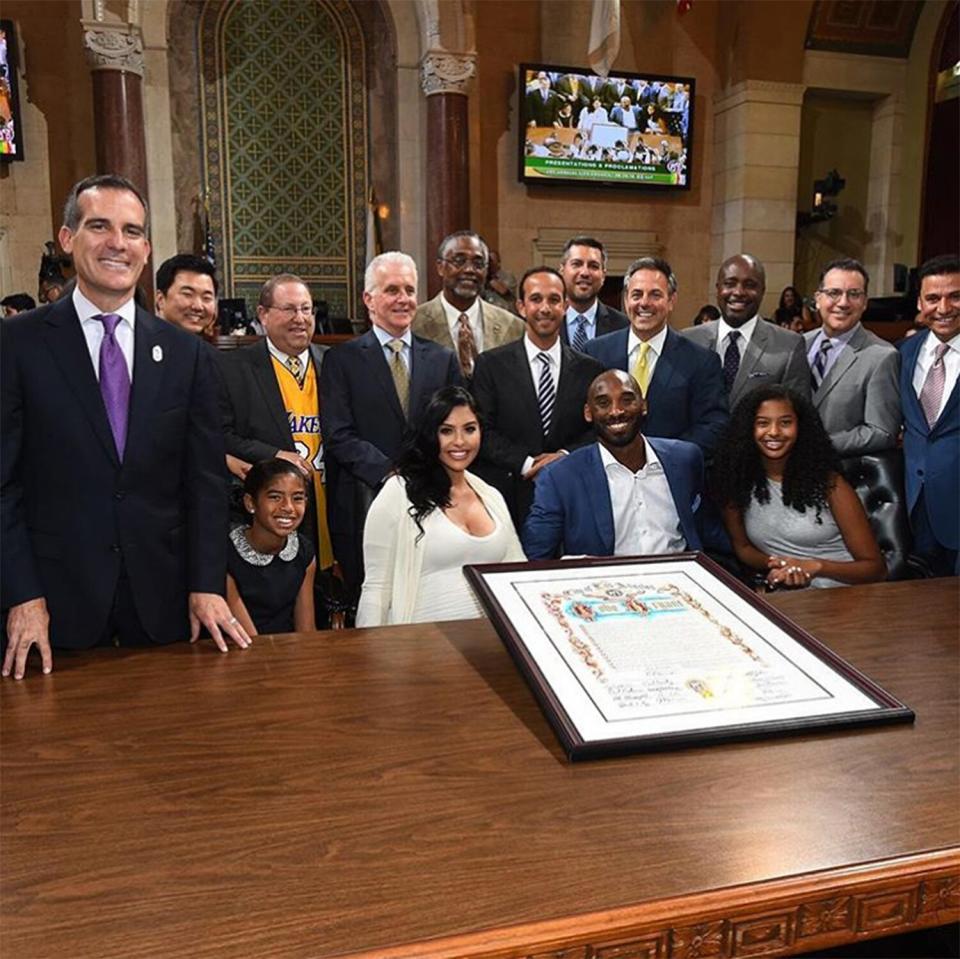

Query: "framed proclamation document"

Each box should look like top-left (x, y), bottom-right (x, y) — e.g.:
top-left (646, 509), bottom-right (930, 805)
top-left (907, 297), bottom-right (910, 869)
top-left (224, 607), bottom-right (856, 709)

top-left (465, 554), bottom-right (913, 760)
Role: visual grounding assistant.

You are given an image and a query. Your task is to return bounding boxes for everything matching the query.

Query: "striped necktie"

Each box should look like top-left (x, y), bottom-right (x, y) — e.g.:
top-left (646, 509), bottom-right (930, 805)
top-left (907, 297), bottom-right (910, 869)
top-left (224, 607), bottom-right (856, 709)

top-left (811, 338), bottom-right (833, 391)
top-left (572, 315), bottom-right (588, 352)
top-left (536, 352), bottom-right (555, 436)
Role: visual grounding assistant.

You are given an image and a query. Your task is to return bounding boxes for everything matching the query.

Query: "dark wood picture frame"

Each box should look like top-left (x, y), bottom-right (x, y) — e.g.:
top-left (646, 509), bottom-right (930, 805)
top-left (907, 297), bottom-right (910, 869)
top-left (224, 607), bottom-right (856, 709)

top-left (465, 552), bottom-right (914, 761)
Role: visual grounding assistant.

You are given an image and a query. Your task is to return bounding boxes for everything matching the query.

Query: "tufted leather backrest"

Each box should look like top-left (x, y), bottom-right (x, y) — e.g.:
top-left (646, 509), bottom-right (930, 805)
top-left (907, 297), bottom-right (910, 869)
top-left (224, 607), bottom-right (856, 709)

top-left (840, 449), bottom-right (914, 581)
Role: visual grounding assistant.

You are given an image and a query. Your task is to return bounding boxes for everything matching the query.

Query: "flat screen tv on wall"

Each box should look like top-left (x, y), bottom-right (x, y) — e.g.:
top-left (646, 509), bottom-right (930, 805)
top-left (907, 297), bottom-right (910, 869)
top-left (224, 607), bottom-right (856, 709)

top-left (0, 20), bottom-right (24, 161)
top-left (519, 62), bottom-right (694, 191)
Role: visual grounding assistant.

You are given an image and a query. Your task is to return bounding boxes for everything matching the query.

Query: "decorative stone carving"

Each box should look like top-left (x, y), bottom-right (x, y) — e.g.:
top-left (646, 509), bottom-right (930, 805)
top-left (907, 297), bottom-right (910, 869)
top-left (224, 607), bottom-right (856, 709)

top-left (420, 50), bottom-right (476, 96)
top-left (83, 25), bottom-right (144, 76)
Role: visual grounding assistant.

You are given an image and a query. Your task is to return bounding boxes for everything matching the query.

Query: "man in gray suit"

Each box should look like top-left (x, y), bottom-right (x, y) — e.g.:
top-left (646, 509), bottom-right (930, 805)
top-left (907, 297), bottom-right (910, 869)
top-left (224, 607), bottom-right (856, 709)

top-left (805, 258), bottom-right (900, 455)
top-left (682, 253), bottom-right (810, 410)
top-left (412, 230), bottom-right (524, 378)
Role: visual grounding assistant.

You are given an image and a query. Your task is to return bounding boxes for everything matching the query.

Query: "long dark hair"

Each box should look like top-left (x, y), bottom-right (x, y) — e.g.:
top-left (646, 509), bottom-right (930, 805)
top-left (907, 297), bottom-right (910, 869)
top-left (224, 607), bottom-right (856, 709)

top-left (710, 386), bottom-right (840, 521)
top-left (394, 386), bottom-right (481, 540)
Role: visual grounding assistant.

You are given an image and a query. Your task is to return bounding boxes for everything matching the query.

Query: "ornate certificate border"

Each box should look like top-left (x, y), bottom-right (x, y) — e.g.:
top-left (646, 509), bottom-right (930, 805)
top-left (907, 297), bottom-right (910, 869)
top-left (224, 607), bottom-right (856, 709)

top-left (465, 553), bottom-right (913, 761)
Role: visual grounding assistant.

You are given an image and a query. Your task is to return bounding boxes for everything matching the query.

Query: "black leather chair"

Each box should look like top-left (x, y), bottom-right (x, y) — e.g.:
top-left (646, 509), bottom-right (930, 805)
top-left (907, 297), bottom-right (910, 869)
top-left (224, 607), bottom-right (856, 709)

top-left (840, 448), bottom-right (929, 580)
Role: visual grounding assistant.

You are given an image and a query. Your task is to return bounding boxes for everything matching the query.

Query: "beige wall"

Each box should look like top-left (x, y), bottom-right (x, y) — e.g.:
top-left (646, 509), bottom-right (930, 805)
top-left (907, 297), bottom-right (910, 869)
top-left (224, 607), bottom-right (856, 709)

top-left (794, 93), bottom-right (875, 299)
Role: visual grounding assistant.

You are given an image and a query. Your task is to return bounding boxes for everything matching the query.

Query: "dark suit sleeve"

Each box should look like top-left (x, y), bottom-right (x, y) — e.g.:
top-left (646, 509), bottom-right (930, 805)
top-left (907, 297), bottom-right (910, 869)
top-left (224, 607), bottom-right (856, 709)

top-left (0, 322), bottom-right (43, 608)
top-left (186, 343), bottom-right (229, 594)
top-left (319, 346), bottom-right (391, 489)
top-left (681, 349), bottom-right (729, 454)
top-left (782, 334), bottom-right (813, 401)
top-left (521, 466), bottom-right (564, 560)
top-left (215, 353), bottom-right (283, 464)
top-left (473, 352), bottom-right (533, 473)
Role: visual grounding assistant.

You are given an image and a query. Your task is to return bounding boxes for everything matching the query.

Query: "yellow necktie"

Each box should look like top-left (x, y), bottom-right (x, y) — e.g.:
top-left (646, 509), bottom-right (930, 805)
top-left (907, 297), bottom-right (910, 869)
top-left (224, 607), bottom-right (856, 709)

top-left (632, 342), bottom-right (651, 395)
top-left (285, 355), bottom-right (303, 384)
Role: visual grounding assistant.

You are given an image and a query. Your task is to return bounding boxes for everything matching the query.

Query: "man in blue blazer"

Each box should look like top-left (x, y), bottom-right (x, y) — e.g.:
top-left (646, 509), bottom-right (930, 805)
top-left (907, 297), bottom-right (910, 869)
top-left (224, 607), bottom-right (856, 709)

top-left (899, 254), bottom-right (960, 576)
top-left (1, 175), bottom-right (247, 679)
top-left (584, 256), bottom-right (728, 455)
top-left (523, 370), bottom-right (704, 559)
top-left (320, 252), bottom-right (461, 596)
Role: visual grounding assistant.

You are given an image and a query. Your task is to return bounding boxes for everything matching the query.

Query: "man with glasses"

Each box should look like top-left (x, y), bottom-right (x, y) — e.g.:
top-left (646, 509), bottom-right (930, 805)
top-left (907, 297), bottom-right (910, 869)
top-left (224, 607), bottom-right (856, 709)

top-left (217, 273), bottom-right (334, 572)
top-left (804, 258), bottom-right (899, 456)
top-left (413, 231), bottom-right (523, 379)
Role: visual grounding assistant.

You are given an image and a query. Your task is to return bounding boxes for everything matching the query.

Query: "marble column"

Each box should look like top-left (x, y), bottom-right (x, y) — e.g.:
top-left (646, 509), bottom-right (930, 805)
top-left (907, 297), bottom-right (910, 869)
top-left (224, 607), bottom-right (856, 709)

top-left (83, 22), bottom-right (151, 299)
top-left (420, 51), bottom-right (475, 299)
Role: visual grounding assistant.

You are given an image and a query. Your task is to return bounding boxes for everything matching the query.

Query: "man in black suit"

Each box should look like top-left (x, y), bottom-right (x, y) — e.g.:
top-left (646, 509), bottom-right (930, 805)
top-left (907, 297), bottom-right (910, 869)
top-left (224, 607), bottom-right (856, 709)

top-left (320, 252), bottom-right (461, 597)
top-left (558, 236), bottom-right (628, 352)
top-left (1, 174), bottom-right (247, 679)
top-left (472, 266), bottom-right (604, 524)
top-left (525, 71), bottom-right (560, 127)
top-left (217, 273), bottom-right (333, 567)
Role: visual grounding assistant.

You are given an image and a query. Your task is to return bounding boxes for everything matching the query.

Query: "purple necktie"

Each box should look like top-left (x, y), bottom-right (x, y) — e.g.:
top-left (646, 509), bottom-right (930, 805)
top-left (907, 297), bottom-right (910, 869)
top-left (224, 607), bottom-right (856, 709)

top-left (96, 313), bottom-right (130, 458)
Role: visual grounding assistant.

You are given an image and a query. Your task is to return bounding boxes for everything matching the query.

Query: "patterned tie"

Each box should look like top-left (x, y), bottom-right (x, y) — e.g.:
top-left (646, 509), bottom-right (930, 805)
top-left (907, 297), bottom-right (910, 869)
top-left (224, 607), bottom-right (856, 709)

top-left (722, 330), bottom-right (741, 394)
top-left (811, 338), bottom-right (833, 391)
top-left (919, 342), bottom-right (949, 428)
top-left (96, 313), bottom-right (130, 459)
top-left (456, 313), bottom-right (478, 377)
top-left (571, 314), bottom-right (588, 352)
top-left (285, 354), bottom-right (303, 384)
top-left (388, 338), bottom-right (409, 416)
top-left (536, 352), bottom-right (555, 436)
top-left (632, 341), bottom-right (651, 396)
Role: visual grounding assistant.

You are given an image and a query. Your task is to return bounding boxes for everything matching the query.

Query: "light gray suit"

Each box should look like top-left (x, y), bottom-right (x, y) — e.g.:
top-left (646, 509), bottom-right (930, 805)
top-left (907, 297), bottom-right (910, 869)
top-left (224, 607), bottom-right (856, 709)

top-left (804, 324), bottom-right (900, 456)
top-left (412, 292), bottom-right (525, 354)
top-left (681, 318), bottom-right (811, 409)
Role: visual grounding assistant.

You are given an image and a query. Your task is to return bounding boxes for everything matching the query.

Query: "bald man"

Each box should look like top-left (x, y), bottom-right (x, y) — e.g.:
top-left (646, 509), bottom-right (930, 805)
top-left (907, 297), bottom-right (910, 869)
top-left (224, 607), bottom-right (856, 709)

top-left (682, 254), bottom-right (810, 410)
top-left (521, 369), bottom-right (704, 559)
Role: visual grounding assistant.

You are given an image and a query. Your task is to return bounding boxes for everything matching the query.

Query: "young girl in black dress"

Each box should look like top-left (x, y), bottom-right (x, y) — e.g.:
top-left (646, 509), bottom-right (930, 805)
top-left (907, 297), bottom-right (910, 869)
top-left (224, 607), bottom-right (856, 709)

top-left (226, 460), bottom-right (316, 635)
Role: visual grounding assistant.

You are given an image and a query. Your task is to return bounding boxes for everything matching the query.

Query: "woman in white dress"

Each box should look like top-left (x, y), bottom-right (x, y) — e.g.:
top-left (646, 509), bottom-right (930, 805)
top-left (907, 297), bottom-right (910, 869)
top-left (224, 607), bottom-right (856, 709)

top-left (356, 386), bottom-right (525, 626)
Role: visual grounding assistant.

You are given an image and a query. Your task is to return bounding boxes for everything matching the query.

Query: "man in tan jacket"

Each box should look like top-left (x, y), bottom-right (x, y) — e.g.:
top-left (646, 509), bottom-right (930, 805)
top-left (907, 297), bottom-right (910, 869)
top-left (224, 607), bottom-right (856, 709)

top-left (413, 230), bottom-right (524, 379)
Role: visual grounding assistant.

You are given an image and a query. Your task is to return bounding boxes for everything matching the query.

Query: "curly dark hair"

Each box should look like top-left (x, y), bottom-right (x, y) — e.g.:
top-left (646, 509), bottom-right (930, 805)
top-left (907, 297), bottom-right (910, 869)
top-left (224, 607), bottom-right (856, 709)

top-left (710, 386), bottom-right (840, 521)
top-left (394, 386), bottom-right (481, 541)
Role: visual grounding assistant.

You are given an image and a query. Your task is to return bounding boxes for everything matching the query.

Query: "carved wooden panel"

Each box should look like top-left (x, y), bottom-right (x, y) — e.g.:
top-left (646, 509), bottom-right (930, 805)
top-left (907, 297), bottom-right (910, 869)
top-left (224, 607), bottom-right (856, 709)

top-left (670, 921), bottom-right (727, 958)
top-left (730, 913), bottom-right (795, 956)
top-left (594, 934), bottom-right (666, 959)
top-left (855, 886), bottom-right (918, 932)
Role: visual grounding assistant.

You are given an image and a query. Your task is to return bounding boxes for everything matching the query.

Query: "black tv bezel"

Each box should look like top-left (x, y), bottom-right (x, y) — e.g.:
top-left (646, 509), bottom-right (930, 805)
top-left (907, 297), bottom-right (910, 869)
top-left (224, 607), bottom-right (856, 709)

top-left (518, 61), bottom-right (695, 192)
top-left (0, 19), bottom-right (25, 163)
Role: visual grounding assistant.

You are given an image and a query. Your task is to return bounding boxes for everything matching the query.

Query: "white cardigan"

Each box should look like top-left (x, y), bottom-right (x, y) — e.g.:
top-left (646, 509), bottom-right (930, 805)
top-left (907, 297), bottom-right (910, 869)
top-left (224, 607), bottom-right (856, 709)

top-left (355, 471), bottom-right (525, 627)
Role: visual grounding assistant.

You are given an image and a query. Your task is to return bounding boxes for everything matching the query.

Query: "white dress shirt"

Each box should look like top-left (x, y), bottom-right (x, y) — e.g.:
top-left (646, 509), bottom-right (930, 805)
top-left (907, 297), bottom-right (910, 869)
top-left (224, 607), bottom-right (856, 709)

top-left (599, 439), bottom-right (687, 556)
top-left (372, 323), bottom-right (412, 373)
top-left (565, 301), bottom-right (598, 342)
top-left (627, 325), bottom-right (669, 382)
top-left (912, 331), bottom-right (960, 421)
top-left (73, 287), bottom-right (136, 380)
top-left (440, 294), bottom-right (483, 352)
top-left (715, 315), bottom-right (758, 362)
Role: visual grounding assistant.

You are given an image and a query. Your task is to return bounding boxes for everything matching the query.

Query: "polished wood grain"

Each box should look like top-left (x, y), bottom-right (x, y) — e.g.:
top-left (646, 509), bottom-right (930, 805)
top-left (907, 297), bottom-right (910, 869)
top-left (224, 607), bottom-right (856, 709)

top-left (2, 579), bottom-right (957, 959)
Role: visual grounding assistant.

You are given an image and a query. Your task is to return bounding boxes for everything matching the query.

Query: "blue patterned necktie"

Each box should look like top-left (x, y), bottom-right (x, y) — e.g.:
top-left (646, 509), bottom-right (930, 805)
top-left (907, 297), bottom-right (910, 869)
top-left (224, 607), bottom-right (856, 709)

top-left (572, 315), bottom-right (588, 352)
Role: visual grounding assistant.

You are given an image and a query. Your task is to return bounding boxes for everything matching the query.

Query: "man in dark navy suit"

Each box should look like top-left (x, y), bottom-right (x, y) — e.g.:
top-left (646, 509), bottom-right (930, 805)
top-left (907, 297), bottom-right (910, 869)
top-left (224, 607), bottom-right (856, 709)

top-left (584, 256), bottom-right (728, 455)
top-left (1, 174), bottom-right (248, 679)
top-left (558, 236), bottom-right (628, 352)
top-left (320, 252), bottom-right (461, 597)
top-left (522, 369), bottom-right (704, 560)
top-left (899, 254), bottom-right (960, 576)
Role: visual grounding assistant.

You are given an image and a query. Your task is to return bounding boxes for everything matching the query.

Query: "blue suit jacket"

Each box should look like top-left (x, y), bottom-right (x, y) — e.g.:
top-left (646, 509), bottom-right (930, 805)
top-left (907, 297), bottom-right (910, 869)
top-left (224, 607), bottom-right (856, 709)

top-left (899, 331), bottom-right (959, 549)
top-left (584, 327), bottom-right (728, 453)
top-left (521, 438), bottom-right (704, 559)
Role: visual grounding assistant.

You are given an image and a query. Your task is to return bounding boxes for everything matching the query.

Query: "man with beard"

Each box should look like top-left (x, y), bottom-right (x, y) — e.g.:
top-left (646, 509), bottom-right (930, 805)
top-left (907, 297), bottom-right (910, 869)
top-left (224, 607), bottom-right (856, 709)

top-left (413, 231), bottom-right (523, 378)
top-left (558, 236), bottom-right (628, 351)
top-left (521, 369), bottom-right (704, 559)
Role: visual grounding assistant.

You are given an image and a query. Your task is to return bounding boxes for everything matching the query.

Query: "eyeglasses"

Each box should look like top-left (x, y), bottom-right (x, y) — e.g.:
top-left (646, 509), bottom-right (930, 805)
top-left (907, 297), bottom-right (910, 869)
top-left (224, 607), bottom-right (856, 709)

top-left (442, 255), bottom-right (488, 271)
top-left (818, 288), bottom-right (866, 303)
top-left (270, 304), bottom-right (316, 318)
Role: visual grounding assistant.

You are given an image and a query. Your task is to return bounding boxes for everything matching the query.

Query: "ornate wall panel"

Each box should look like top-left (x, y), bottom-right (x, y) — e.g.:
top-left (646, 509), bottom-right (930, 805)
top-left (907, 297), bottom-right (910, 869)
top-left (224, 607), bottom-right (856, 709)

top-left (199, 0), bottom-right (367, 317)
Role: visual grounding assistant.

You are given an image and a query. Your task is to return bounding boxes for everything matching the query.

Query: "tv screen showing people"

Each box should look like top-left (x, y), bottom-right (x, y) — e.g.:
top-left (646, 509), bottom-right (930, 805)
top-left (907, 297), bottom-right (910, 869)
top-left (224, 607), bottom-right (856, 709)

top-left (519, 63), bottom-right (694, 190)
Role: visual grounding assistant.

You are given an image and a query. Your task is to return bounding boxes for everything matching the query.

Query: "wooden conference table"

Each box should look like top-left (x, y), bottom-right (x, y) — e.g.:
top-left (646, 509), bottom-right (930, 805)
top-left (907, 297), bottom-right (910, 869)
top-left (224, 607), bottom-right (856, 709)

top-left (2, 579), bottom-right (958, 958)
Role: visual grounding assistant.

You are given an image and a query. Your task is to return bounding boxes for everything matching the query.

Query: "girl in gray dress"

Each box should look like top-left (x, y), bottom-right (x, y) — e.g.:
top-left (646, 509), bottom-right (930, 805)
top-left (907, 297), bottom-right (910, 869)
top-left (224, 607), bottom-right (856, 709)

top-left (712, 386), bottom-right (885, 590)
